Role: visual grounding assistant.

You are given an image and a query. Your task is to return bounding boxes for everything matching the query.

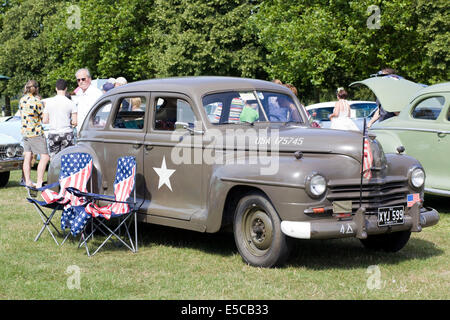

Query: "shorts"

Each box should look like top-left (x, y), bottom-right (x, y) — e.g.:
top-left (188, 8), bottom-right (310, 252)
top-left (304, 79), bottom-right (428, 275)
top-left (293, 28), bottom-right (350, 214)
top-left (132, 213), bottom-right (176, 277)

top-left (23, 135), bottom-right (49, 155)
top-left (47, 131), bottom-right (75, 158)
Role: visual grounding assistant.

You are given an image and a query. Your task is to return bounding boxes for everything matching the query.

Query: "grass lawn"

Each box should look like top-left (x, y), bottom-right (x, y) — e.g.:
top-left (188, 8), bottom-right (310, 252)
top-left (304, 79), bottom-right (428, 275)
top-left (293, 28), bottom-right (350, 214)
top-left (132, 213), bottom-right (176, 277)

top-left (0, 169), bottom-right (448, 300)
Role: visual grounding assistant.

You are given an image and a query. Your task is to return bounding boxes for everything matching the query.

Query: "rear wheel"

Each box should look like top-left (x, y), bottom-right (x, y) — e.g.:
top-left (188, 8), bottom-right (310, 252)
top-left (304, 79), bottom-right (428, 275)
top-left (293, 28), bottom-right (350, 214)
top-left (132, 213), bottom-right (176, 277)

top-left (0, 171), bottom-right (10, 188)
top-left (233, 192), bottom-right (292, 268)
top-left (360, 230), bottom-right (411, 252)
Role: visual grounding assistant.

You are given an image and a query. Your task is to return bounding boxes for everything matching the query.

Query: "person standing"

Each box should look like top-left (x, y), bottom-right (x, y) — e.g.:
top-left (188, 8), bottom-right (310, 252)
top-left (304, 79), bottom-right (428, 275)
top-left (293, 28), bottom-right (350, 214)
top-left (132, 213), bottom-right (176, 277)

top-left (19, 80), bottom-right (50, 188)
top-left (367, 68), bottom-right (403, 128)
top-left (328, 88), bottom-right (359, 131)
top-left (42, 79), bottom-right (77, 160)
top-left (73, 68), bottom-right (102, 134)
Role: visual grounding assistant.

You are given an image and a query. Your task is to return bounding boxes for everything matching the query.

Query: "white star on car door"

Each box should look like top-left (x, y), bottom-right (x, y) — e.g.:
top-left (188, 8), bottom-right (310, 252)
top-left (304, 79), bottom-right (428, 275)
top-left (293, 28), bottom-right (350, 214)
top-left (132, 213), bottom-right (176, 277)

top-left (153, 156), bottom-right (176, 191)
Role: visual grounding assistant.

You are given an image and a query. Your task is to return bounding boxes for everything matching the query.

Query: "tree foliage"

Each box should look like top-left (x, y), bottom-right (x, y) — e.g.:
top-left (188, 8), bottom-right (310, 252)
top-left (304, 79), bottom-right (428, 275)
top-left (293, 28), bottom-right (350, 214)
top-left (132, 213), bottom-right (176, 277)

top-left (0, 0), bottom-right (448, 105)
top-left (251, 0), bottom-right (449, 102)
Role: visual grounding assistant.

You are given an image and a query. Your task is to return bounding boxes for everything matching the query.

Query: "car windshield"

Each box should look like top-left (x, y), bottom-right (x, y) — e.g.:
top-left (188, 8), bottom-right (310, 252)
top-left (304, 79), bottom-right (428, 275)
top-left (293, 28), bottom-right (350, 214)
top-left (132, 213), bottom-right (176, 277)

top-left (349, 103), bottom-right (377, 118)
top-left (203, 91), bottom-right (304, 124)
top-left (308, 102), bottom-right (377, 121)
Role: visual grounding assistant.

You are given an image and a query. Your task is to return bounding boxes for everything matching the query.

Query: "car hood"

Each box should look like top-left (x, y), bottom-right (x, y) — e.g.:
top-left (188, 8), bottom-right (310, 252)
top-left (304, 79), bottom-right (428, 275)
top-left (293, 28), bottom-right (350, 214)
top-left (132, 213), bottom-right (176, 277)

top-left (350, 77), bottom-right (424, 112)
top-left (0, 132), bottom-right (20, 144)
top-left (208, 125), bottom-right (366, 161)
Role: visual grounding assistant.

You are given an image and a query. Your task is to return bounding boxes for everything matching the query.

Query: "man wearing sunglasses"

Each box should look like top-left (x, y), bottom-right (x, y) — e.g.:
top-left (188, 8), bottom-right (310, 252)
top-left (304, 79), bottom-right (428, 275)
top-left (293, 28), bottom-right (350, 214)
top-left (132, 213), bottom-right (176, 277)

top-left (73, 68), bottom-right (102, 135)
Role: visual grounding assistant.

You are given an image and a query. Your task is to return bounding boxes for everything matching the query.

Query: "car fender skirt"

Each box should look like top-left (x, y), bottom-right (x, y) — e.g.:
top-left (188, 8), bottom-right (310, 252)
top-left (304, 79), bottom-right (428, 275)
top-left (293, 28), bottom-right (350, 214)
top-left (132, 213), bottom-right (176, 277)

top-left (281, 206), bottom-right (439, 240)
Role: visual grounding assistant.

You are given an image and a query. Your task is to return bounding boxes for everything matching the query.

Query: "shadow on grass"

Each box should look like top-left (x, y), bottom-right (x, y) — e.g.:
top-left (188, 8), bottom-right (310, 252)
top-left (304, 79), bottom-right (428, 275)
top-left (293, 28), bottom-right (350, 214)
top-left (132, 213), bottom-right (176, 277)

top-left (286, 237), bottom-right (443, 269)
top-left (424, 194), bottom-right (450, 213)
top-left (136, 223), bottom-right (443, 269)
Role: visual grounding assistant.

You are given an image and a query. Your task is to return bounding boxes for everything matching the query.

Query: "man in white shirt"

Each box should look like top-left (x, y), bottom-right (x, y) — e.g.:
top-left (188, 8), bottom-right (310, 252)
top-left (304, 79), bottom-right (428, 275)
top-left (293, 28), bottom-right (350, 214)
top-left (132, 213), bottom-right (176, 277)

top-left (42, 79), bottom-right (77, 159)
top-left (73, 68), bottom-right (102, 134)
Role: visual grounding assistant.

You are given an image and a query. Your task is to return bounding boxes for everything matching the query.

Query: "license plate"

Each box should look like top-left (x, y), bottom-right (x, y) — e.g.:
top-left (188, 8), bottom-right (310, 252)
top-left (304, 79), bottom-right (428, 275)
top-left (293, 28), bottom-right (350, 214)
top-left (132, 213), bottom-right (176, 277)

top-left (378, 206), bottom-right (405, 227)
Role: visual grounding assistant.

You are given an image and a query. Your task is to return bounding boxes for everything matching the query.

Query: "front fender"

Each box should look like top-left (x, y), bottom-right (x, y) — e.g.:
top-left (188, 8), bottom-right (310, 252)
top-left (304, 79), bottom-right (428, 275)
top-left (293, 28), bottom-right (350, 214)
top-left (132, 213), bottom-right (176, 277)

top-left (370, 129), bottom-right (403, 154)
top-left (47, 143), bottom-right (103, 193)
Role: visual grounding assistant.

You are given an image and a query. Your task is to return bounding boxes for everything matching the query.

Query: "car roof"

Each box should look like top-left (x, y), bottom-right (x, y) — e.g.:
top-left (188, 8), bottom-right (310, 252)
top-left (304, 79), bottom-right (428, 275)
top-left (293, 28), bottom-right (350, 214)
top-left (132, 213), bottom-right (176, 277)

top-left (102, 76), bottom-right (293, 98)
top-left (306, 101), bottom-right (376, 109)
top-left (413, 82), bottom-right (450, 98)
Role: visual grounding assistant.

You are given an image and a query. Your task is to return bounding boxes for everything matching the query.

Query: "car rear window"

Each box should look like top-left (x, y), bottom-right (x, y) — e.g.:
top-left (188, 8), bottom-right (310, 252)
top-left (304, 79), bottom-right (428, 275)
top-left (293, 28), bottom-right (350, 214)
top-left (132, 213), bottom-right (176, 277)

top-left (411, 96), bottom-right (445, 120)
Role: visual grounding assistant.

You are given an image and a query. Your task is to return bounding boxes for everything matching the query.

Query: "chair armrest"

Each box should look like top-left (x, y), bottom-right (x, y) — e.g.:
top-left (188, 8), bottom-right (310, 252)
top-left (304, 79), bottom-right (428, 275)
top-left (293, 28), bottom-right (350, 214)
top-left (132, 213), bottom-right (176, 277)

top-left (21, 181), bottom-right (59, 192)
top-left (65, 187), bottom-right (117, 202)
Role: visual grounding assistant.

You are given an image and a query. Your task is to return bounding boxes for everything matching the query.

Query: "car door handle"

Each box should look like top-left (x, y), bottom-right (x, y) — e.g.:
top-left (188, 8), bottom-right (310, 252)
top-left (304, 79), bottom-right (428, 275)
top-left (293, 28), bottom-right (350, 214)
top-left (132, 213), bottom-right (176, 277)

top-left (437, 131), bottom-right (448, 138)
top-left (132, 144), bottom-right (142, 149)
top-left (145, 145), bottom-right (154, 151)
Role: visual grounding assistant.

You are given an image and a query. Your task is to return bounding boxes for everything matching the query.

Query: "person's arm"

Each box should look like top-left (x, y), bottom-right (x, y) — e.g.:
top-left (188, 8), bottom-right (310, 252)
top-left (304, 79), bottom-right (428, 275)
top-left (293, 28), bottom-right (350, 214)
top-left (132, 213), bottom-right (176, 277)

top-left (329, 102), bottom-right (339, 120)
top-left (367, 108), bottom-right (380, 128)
top-left (41, 101), bottom-right (49, 124)
top-left (288, 103), bottom-right (302, 121)
top-left (71, 112), bottom-right (78, 127)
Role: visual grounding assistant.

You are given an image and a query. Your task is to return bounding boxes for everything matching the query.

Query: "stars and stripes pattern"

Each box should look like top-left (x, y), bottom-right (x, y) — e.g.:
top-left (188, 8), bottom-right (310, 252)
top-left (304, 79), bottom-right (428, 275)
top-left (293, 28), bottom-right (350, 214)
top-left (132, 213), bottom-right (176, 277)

top-left (407, 193), bottom-right (421, 207)
top-left (362, 137), bottom-right (373, 180)
top-left (361, 123), bottom-right (373, 180)
top-left (41, 153), bottom-right (93, 206)
top-left (85, 156), bottom-right (136, 220)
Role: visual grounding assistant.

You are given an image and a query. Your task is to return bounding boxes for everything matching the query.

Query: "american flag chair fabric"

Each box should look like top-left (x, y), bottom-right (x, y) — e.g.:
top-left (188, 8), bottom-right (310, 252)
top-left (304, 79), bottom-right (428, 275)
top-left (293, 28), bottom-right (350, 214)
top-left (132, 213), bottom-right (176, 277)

top-left (25, 152), bottom-right (93, 245)
top-left (66, 156), bottom-right (137, 256)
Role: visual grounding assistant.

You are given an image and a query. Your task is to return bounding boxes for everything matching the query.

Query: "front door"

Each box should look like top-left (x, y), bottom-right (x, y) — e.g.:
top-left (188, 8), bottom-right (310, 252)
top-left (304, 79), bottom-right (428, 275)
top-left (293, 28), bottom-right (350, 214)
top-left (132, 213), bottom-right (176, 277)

top-left (399, 95), bottom-right (450, 192)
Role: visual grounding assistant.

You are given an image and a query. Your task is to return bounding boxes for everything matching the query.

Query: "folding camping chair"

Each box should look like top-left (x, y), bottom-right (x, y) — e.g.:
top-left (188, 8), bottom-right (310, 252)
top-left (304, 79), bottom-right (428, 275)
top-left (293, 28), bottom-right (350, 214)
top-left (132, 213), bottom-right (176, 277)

top-left (25, 152), bottom-right (93, 245)
top-left (66, 156), bottom-right (137, 256)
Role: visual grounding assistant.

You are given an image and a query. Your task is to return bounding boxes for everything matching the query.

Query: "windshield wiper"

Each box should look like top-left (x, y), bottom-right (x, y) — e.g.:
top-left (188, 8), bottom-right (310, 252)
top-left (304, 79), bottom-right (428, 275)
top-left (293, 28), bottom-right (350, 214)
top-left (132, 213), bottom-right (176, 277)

top-left (218, 121), bottom-right (254, 126)
top-left (282, 120), bottom-right (304, 126)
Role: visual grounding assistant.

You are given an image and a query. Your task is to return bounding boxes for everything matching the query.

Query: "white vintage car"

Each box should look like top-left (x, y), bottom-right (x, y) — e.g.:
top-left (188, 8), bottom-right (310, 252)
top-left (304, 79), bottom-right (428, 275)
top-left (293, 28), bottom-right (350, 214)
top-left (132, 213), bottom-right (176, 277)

top-left (306, 101), bottom-right (377, 130)
top-left (0, 131), bottom-right (23, 187)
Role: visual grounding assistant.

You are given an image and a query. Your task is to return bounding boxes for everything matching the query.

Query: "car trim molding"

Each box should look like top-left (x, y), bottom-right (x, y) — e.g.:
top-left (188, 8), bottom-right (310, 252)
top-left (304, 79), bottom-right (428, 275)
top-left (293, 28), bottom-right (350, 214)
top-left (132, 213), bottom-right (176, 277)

top-left (372, 127), bottom-right (450, 134)
top-left (220, 177), bottom-right (305, 189)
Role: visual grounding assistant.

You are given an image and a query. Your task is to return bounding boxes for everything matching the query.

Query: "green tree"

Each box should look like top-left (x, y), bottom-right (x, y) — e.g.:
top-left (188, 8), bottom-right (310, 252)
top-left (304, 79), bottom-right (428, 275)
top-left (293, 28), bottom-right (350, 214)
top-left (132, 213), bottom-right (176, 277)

top-left (131, 0), bottom-right (266, 80)
top-left (251, 0), bottom-right (449, 103)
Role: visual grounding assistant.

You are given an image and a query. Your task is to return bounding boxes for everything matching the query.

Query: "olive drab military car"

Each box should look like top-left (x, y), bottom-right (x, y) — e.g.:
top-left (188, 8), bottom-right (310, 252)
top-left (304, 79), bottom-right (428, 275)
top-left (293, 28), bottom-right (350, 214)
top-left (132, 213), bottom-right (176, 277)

top-left (47, 77), bottom-right (440, 267)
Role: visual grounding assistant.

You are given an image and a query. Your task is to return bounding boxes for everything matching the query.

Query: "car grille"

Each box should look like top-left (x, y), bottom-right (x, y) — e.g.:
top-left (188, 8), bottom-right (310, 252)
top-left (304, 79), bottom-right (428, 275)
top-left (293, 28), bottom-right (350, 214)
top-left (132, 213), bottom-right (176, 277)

top-left (0, 146), bottom-right (8, 159)
top-left (327, 180), bottom-right (409, 215)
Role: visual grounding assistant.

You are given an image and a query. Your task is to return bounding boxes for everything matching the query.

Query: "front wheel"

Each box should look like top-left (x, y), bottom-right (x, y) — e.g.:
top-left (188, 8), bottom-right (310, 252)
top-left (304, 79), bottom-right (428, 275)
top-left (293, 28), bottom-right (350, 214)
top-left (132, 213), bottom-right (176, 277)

top-left (233, 192), bottom-right (292, 268)
top-left (0, 171), bottom-right (10, 188)
top-left (360, 230), bottom-right (411, 252)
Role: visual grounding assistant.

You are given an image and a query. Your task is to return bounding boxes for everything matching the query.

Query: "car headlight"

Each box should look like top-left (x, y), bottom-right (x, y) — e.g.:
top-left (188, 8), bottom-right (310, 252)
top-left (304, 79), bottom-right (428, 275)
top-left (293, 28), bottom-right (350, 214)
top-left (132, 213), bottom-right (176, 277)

top-left (15, 145), bottom-right (24, 157)
top-left (410, 167), bottom-right (425, 189)
top-left (305, 173), bottom-right (327, 198)
top-left (6, 146), bottom-right (16, 158)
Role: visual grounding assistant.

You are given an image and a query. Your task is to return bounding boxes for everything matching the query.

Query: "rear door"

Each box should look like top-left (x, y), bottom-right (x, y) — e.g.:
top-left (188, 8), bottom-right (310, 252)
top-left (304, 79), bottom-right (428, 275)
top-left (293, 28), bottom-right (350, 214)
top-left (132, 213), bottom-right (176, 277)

top-left (100, 92), bottom-right (149, 207)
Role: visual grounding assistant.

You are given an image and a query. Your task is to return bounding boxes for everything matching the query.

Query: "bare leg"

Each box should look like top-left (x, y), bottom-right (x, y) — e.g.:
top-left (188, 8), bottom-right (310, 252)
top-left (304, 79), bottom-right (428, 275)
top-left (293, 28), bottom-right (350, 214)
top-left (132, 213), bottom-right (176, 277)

top-left (36, 154), bottom-right (50, 188)
top-left (23, 152), bottom-right (34, 186)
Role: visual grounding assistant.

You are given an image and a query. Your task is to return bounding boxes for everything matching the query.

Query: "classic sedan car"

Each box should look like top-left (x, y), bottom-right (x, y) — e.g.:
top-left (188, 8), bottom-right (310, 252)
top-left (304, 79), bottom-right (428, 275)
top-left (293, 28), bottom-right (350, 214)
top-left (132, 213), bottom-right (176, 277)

top-left (351, 77), bottom-right (450, 197)
top-left (0, 132), bottom-right (23, 187)
top-left (47, 77), bottom-right (439, 267)
top-left (306, 101), bottom-right (377, 130)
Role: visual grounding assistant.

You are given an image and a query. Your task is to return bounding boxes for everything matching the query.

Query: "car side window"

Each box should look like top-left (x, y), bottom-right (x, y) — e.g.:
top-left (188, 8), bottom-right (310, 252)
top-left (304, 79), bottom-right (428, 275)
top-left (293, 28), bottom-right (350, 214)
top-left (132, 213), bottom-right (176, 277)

top-left (113, 96), bottom-right (146, 129)
top-left (91, 101), bottom-right (112, 129)
top-left (411, 96), bottom-right (445, 120)
top-left (154, 97), bottom-right (197, 131)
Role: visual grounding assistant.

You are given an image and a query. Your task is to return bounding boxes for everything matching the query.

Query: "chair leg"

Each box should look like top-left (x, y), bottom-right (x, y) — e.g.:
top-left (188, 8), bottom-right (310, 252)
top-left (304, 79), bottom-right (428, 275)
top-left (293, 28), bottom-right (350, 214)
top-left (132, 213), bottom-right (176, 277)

top-left (33, 205), bottom-right (62, 245)
top-left (88, 214), bottom-right (137, 256)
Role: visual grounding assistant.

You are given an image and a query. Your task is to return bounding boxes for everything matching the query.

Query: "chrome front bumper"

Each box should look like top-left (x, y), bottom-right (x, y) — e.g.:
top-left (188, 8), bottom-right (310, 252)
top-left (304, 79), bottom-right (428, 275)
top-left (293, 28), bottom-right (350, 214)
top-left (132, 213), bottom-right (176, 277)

top-left (0, 157), bottom-right (23, 172)
top-left (281, 203), bottom-right (439, 240)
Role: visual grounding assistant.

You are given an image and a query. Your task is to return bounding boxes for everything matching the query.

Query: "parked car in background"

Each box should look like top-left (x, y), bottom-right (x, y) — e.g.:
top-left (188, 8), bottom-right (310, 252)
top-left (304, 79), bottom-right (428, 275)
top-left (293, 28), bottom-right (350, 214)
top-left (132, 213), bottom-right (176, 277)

top-left (0, 132), bottom-right (23, 187)
top-left (46, 76), bottom-right (439, 267)
top-left (351, 77), bottom-right (450, 197)
top-left (306, 101), bottom-right (377, 130)
top-left (0, 115), bottom-right (22, 143)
